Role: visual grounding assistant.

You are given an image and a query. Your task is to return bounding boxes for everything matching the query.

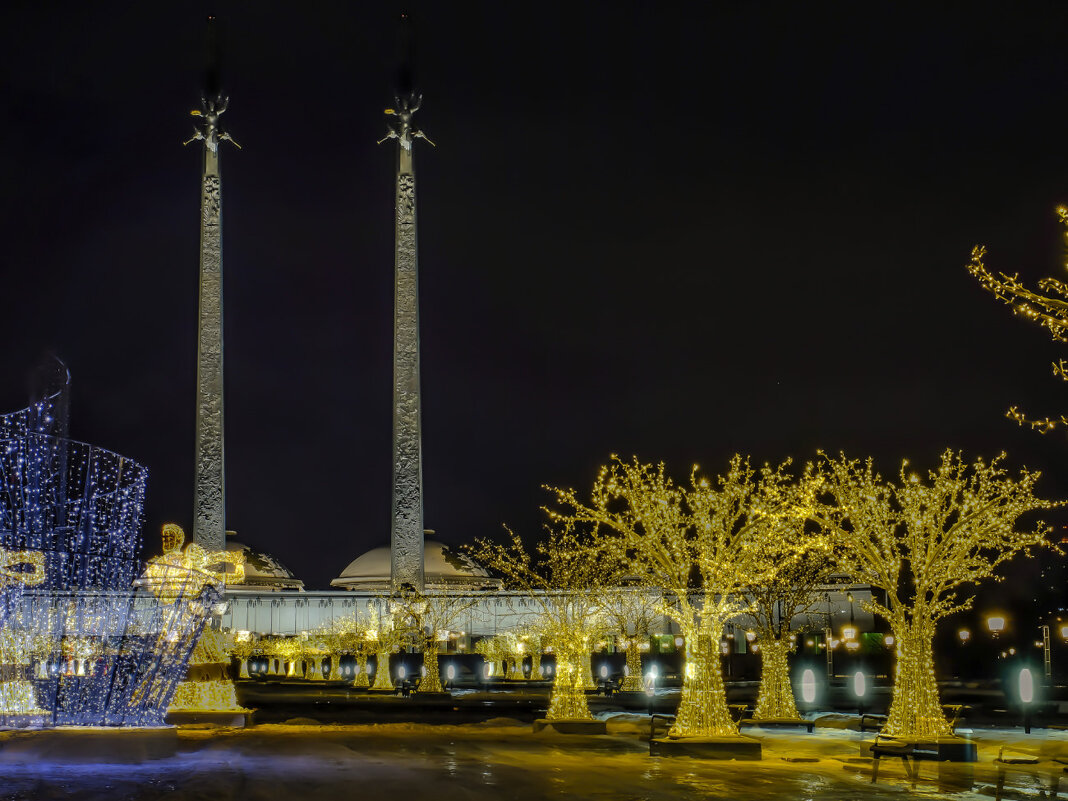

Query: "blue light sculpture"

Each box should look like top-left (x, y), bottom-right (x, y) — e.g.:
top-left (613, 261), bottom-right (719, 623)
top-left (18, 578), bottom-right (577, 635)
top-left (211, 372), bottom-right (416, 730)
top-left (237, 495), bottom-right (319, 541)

top-left (0, 362), bottom-right (216, 727)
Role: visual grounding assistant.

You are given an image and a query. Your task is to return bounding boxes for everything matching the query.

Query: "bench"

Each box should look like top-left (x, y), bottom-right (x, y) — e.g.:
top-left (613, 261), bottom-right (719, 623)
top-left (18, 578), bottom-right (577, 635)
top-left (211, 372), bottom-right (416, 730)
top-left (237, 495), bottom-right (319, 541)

top-left (870, 736), bottom-right (940, 782)
top-left (728, 704), bottom-right (750, 722)
top-left (860, 713), bottom-right (887, 732)
top-left (649, 713), bottom-right (675, 740)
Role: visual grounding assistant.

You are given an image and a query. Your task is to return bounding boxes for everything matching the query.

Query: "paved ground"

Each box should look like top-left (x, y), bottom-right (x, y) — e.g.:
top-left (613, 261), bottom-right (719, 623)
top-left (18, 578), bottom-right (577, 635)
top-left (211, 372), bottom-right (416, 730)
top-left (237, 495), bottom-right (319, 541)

top-left (0, 719), bottom-right (1065, 801)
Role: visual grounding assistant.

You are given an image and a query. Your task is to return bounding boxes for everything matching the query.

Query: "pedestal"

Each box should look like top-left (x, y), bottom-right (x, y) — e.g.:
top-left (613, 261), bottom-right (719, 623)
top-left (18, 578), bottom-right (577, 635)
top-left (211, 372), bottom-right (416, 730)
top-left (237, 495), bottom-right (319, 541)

top-left (533, 719), bottom-right (607, 734)
top-left (650, 735), bottom-right (762, 759)
top-left (166, 709), bottom-right (253, 728)
top-left (744, 717), bottom-right (814, 733)
top-left (0, 712), bottom-right (49, 729)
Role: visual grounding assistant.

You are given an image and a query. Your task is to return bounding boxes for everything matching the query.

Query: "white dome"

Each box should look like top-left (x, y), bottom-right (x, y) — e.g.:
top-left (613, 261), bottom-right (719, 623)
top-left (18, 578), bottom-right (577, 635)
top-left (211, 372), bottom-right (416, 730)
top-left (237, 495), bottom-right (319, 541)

top-left (226, 540), bottom-right (304, 591)
top-left (331, 541), bottom-right (498, 590)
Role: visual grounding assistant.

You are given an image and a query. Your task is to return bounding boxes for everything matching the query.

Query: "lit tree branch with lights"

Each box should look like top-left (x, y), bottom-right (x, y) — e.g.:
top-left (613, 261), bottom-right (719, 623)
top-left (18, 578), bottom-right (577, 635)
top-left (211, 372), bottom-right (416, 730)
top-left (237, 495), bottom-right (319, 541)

top-left (815, 450), bottom-right (1055, 739)
top-left (968, 208), bottom-right (1068, 432)
top-left (601, 587), bottom-right (659, 692)
top-left (468, 526), bottom-right (615, 721)
top-left (549, 456), bottom-right (805, 738)
top-left (743, 517), bottom-right (834, 721)
top-left (390, 589), bottom-right (479, 693)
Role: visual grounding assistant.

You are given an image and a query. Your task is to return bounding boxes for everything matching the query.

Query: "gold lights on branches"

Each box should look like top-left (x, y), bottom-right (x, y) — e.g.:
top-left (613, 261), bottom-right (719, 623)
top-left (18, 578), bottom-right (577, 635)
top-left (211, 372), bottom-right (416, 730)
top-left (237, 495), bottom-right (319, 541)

top-left (814, 450), bottom-right (1054, 739)
top-left (548, 455), bottom-right (811, 738)
top-left (969, 208), bottom-right (1068, 432)
top-left (468, 526), bottom-right (616, 722)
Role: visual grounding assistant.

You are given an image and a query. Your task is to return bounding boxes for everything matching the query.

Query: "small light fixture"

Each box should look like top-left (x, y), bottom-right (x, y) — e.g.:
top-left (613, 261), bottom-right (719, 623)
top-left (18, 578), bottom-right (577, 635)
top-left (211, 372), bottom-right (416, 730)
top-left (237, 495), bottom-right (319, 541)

top-left (801, 669), bottom-right (816, 704)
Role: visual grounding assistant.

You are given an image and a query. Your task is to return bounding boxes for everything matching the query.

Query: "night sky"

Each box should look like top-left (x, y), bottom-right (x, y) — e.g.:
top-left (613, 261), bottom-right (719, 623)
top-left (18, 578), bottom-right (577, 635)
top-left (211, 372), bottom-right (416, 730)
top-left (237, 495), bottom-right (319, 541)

top-left (3, 4), bottom-right (1068, 592)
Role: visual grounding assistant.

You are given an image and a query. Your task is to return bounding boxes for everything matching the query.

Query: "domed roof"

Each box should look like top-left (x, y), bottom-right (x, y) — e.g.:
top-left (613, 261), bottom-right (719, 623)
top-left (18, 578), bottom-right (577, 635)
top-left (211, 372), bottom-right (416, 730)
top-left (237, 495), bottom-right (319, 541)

top-left (331, 540), bottom-right (499, 590)
top-left (226, 538), bottom-right (304, 591)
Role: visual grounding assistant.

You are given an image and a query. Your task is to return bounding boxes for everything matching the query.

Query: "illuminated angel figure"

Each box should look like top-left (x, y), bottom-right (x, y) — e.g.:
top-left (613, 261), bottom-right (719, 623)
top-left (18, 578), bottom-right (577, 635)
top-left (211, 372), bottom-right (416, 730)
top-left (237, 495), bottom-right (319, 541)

top-left (183, 95), bottom-right (241, 152)
top-left (0, 547), bottom-right (45, 589)
top-left (378, 92), bottom-right (435, 149)
top-left (140, 523), bottom-right (245, 602)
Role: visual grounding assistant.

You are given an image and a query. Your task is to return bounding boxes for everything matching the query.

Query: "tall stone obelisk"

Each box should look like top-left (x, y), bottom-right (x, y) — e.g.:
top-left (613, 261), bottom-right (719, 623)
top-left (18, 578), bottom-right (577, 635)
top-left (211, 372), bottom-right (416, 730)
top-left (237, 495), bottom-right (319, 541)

top-left (381, 86), bottom-right (433, 592)
top-left (185, 19), bottom-right (239, 553)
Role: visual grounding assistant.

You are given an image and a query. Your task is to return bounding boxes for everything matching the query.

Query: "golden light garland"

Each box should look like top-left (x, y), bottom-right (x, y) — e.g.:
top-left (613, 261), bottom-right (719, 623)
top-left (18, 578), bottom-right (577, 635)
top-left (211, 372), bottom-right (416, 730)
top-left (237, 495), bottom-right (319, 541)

top-left (815, 450), bottom-right (1055, 739)
top-left (468, 526), bottom-right (614, 722)
top-left (142, 525), bottom-right (250, 717)
top-left (548, 456), bottom-right (807, 738)
top-left (602, 588), bottom-right (657, 692)
top-left (744, 502), bottom-right (831, 721)
top-left (969, 207), bottom-right (1068, 432)
top-left (389, 589), bottom-right (477, 694)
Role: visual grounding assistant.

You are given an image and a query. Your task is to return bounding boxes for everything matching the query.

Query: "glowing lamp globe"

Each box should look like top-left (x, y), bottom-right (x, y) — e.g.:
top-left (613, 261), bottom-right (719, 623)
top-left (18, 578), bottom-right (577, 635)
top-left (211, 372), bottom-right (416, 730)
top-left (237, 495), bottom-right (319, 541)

top-left (853, 671), bottom-right (866, 699)
top-left (801, 669), bottom-right (817, 704)
top-left (1019, 668), bottom-right (1034, 705)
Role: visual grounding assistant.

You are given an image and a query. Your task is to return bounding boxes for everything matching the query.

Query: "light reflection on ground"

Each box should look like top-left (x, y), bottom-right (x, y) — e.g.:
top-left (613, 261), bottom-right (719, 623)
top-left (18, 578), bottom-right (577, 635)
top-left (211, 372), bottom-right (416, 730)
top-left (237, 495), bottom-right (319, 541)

top-left (0, 722), bottom-right (1063, 801)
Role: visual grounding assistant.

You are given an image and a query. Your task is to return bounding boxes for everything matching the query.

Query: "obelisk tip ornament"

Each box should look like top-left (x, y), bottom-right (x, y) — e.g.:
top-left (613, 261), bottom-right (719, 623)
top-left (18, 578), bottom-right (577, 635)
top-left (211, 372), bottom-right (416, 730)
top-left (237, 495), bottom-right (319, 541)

top-left (185, 17), bottom-right (239, 553)
top-left (381, 41), bottom-right (433, 592)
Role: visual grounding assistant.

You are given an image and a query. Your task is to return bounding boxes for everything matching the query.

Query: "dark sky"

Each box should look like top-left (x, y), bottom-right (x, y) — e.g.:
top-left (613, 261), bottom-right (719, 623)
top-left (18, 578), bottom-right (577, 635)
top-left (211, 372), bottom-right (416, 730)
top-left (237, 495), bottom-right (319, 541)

top-left (3, 4), bottom-right (1068, 591)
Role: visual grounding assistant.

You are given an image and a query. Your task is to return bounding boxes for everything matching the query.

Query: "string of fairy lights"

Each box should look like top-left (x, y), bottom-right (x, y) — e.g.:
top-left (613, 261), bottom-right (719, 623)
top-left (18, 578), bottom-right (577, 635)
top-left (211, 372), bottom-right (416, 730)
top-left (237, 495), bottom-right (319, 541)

top-left (0, 377), bottom-right (221, 727)
top-left (0, 353), bottom-right (1052, 739)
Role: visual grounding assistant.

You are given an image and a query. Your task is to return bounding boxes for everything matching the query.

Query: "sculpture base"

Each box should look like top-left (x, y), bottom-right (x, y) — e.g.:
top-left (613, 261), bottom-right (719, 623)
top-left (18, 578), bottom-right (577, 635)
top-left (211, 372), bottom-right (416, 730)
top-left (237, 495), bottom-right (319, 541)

top-left (0, 712), bottom-right (50, 729)
top-left (864, 736), bottom-right (977, 762)
top-left (0, 726), bottom-right (178, 763)
top-left (533, 719), bottom-right (607, 735)
top-left (743, 717), bottom-right (814, 733)
top-left (166, 709), bottom-right (253, 728)
top-left (650, 735), bottom-right (762, 760)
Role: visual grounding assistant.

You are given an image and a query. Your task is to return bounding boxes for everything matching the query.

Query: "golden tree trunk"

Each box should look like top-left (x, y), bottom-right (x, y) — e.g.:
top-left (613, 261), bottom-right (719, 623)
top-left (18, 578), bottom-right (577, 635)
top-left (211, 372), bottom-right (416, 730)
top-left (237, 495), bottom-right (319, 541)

top-left (328, 656), bottom-right (342, 681)
top-left (354, 654), bottom-right (370, 688)
top-left (885, 621), bottom-right (951, 739)
top-left (753, 638), bottom-right (799, 720)
top-left (670, 632), bottom-right (738, 737)
top-left (546, 648), bottom-right (594, 721)
top-left (621, 642), bottom-right (644, 692)
top-left (419, 648), bottom-right (443, 693)
top-left (531, 650), bottom-right (543, 680)
top-left (371, 650), bottom-right (394, 690)
top-left (581, 652), bottom-right (596, 690)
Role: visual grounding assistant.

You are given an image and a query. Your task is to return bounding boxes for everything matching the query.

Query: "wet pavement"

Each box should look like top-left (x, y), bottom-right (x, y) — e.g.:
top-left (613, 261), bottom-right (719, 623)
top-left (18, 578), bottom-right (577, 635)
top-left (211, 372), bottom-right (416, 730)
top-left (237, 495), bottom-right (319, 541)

top-left (0, 720), bottom-right (1065, 800)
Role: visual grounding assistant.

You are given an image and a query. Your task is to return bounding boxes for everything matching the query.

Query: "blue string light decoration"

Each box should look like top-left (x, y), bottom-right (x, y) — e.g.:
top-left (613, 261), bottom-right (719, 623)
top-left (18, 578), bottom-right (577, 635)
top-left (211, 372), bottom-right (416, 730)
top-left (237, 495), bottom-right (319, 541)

top-left (0, 364), bottom-right (217, 727)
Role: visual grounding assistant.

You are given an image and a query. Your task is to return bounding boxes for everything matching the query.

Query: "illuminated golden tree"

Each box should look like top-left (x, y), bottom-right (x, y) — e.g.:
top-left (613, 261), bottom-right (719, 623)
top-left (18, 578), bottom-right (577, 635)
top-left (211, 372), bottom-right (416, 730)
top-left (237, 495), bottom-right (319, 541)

top-left (816, 450), bottom-right (1054, 739)
top-left (549, 456), bottom-right (802, 738)
top-left (518, 628), bottom-right (546, 680)
top-left (317, 614), bottom-right (370, 682)
top-left (365, 602), bottom-right (403, 690)
top-left (261, 636), bottom-right (303, 678)
top-left (601, 587), bottom-right (658, 692)
top-left (969, 209), bottom-right (1068, 432)
top-left (743, 513), bottom-right (833, 721)
top-left (390, 589), bottom-right (478, 694)
top-left (469, 526), bottom-right (614, 722)
top-left (476, 632), bottom-right (527, 679)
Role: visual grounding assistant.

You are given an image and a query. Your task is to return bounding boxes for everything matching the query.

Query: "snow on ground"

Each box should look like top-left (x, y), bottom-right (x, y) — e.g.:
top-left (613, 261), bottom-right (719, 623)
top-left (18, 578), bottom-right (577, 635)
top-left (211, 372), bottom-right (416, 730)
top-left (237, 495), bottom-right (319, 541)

top-left (0, 720), bottom-right (1064, 801)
